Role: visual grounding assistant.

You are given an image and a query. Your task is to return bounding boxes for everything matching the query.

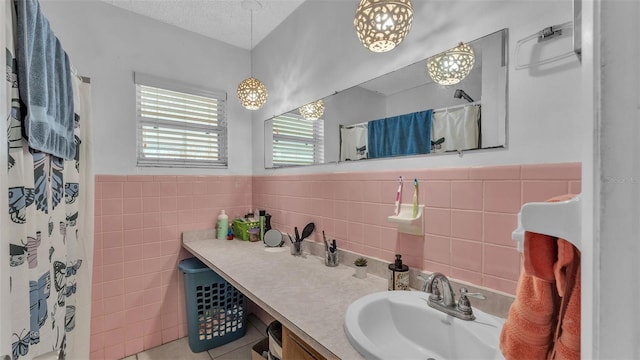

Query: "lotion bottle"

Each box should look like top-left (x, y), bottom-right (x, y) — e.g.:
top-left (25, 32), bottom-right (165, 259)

top-left (217, 210), bottom-right (228, 240)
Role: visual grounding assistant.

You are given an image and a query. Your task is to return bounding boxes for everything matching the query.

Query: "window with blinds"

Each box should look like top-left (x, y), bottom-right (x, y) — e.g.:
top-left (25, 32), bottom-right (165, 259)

top-left (270, 112), bottom-right (324, 167)
top-left (135, 74), bottom-right (227, 168)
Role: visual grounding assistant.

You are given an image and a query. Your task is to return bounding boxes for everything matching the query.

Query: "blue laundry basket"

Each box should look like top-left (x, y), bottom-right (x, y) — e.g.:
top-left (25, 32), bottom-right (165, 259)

top-left (178, 257), bottom-right (247, 353)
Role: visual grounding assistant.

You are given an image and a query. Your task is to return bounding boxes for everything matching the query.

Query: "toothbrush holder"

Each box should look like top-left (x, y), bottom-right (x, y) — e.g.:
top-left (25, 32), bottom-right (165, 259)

top-left (325, 251), bottom-right (339, 267)
top-left (291, 241), bottom-right (303, 256)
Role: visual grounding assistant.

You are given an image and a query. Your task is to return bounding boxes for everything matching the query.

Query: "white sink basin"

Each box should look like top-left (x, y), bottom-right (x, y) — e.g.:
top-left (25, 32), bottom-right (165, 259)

top-left (344, 291), bottom-right (505, 360)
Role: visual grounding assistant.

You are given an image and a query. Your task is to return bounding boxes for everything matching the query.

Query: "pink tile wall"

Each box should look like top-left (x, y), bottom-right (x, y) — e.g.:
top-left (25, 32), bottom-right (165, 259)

top-left (90, 163), bottom-right (580, 358)
top-left (253, 163), bottom-right (581, 296)
top-left (91, 175), bottom-right (252, 359)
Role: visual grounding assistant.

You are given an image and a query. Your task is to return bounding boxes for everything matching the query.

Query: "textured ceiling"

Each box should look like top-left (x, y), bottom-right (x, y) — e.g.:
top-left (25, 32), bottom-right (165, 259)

top-left (99, 0), bottom-right (307, 50)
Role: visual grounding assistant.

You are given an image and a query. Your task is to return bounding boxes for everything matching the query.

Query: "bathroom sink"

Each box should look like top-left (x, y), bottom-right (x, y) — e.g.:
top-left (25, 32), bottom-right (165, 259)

top-left (344, 291), bottom-right (505, 360)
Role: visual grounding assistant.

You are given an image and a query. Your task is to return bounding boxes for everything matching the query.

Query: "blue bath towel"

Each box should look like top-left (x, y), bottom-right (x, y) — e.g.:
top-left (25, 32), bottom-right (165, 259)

top-left (14, 0), bottom-right (75, 160)
top-left (368, 110), bottom-right (432, 158)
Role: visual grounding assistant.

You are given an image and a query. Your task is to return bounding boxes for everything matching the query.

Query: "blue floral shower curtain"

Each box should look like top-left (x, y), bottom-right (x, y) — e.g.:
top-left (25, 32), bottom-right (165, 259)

top-left (6, 3), bottom-right (92, 360)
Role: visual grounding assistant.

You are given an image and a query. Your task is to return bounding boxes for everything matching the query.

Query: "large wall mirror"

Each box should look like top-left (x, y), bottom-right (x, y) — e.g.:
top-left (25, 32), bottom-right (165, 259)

top-left (264, 29), bottom-right (508, 168)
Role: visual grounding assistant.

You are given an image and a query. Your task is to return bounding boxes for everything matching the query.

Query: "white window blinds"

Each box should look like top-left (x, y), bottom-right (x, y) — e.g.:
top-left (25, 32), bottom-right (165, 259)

top-left (270, 112), bottom-right (324, 167)
top-left (135, 73), bottom-right (227, 168)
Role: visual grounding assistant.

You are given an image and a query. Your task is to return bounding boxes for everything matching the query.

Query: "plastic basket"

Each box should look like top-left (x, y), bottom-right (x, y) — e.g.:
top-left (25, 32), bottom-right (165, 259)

top-left (233, 219), bottom-right (260, 241)
top-left (178, 258), bottom-right (247, 352)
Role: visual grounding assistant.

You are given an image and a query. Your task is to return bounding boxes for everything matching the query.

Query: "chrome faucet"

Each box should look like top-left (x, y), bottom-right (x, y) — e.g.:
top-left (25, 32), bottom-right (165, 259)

top-left (421, 272), bottom-right (486, 321)
top-left (422, 272), bottom-right (455, 307)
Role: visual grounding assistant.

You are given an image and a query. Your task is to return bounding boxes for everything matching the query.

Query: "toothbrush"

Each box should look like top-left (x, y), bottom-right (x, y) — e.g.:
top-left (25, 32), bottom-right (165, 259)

top-left (412, 178), bottom-right (418, 218)
top-left (395, 176), bottom-right (403, 216)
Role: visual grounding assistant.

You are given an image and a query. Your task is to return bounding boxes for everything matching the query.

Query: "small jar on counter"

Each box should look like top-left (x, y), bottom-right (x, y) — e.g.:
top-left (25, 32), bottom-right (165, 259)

top-left (248, 228), bottom-right (260, 242)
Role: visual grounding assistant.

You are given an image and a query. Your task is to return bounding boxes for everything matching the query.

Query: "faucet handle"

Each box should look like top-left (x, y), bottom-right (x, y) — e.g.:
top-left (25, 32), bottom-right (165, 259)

top-left (459, 287), bottom-right (486, 300)
top-left (457, 288), bottom-right (485, 317)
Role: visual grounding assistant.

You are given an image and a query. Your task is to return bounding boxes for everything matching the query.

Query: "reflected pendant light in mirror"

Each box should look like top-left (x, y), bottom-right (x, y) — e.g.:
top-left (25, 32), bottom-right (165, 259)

top-left (237, 1), bottom-right (268, 110)
top-left (298, 99), bottom-right (325, 120)
top-left (354, 0), bottom-right (413, 53)
top-left (427, 42), bottom-right (475, 85)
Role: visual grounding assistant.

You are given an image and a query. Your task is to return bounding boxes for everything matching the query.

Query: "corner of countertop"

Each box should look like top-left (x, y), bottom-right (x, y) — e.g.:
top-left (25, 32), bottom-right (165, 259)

top-left (182, 229), bottom-right (216, 243)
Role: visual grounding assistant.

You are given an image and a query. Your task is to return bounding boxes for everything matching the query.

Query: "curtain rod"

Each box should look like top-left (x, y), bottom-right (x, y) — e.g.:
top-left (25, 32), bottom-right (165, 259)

top-left (432, 101), bottom-right (481, 114)
top-left (340, 122), bottom-right (368, 130)
top-left (342, 103), bottom-right (480, 128)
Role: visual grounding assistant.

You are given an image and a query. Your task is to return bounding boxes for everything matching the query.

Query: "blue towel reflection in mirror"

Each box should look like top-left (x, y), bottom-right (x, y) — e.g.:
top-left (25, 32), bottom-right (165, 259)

top-left (342, 105), bottom-right (479, 160)
top-left (368, 110), bottom-right (433, 159)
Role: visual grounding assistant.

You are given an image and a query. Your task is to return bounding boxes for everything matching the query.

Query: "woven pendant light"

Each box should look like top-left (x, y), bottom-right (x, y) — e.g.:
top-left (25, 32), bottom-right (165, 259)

top-left (237, 77), bottom-right (268, 110)
top-left (298, 99), bottom-right (325, 120)
top-left (427, 42), bottom-right (475, 86)
top-left (237, 3), bottom-right (268, 110)
top-left (353, 0), bottom-right (413, 53)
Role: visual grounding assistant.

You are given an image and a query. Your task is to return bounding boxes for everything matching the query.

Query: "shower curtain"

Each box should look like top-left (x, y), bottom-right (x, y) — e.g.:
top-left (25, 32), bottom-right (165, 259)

top-left (5, 2), bottom-right (93, 359)
top-left (431, 105), bottom-right (480, 153)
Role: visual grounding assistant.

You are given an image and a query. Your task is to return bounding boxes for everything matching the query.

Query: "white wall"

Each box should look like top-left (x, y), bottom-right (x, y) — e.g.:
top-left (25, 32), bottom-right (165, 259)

top-left (1, 1), bottom-right (11, 357)
top-left (252, 0), bottom-right (582, 174)
top-left (384, 70), bottom-right (481, 117)
top-left (41, 0), bottom-right (253, 175)
top-left (323, 86), bottom-right (385, 163)
top-left (593, 1), bottom-right (640, 357)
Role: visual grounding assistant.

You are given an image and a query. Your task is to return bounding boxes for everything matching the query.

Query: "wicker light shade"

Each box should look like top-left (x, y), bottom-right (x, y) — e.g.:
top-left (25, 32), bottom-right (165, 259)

top-left (354, 0), bottom-right (413, 53)
top-left (298, 99), bottom-right (325, 120)
top-left (427, 42), bottom-right (475, 86)
top-left (237, 77), bottom-right (268, 110)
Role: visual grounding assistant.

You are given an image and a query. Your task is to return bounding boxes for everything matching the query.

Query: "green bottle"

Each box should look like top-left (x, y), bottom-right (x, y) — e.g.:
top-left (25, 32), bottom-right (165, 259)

top-left (217, 210), bottom-right (228, 240)
top-left (259, 210), bottom-right (266, 241)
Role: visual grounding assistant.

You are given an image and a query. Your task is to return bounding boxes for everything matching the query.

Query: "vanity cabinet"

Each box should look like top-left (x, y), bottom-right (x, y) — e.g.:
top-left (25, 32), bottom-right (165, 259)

top-left (282, 326), bottom-right (327, 360)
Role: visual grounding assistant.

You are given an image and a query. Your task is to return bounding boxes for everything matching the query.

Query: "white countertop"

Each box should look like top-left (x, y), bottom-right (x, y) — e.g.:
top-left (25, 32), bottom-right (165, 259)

top-left (182, 232), bottom-right (389, 360)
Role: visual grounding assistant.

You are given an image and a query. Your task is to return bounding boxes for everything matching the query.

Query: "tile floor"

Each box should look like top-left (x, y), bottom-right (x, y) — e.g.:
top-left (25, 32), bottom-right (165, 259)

top-left (122, 315), bottom-right (268, 360)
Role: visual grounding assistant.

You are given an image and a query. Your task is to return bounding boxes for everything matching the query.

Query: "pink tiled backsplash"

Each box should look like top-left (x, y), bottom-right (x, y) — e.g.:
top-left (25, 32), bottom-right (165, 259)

top-left (91, 163), bottom-right (580, 359)
top-left (252, 162), bottom-right (581, 295)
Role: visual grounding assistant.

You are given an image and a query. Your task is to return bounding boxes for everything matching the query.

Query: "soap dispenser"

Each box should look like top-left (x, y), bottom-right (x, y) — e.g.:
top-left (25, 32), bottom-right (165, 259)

top-left (388, 254), bottom-right (409, 291)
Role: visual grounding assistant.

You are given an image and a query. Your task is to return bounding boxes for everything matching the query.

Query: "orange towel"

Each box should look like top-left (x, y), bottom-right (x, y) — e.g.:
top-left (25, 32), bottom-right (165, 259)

top-left (524, 231), bottom-right (558, 282)
top-left (551, 240), bottom-right (581, 360)
top-left (500, 232), bottom-right (560, 360)
top-left (501, 195), bottom-right (581, 360)
top-left (499, 266), bottom-right (558, 359)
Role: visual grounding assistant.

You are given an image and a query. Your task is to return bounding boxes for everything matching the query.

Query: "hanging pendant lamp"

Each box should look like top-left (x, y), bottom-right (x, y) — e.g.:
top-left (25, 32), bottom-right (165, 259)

top-left (353, 0), bottom-right (414, 53)
top-left (427, 42), bottom-right (475, 86)
top-left (237, 77), bottom-right (268, 110)
top-left (298, 99), bottom-right (325, 120)
top-left (237, 2), bottom-right (268, 110)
